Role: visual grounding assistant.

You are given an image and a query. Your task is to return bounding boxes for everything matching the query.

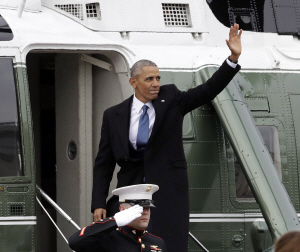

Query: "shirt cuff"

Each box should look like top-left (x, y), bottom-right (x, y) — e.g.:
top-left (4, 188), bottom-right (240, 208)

top-left (226, 58), bottom-right (237, 69)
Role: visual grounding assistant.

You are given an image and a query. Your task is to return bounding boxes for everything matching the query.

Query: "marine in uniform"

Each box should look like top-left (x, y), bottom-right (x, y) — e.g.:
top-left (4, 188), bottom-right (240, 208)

top-left (69, 184), bottom-right (167, 252)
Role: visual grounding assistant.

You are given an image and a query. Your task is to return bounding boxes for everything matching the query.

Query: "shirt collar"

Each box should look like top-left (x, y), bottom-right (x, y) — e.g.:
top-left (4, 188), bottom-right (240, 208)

top-left (133, 94), bottom-right (154, 114)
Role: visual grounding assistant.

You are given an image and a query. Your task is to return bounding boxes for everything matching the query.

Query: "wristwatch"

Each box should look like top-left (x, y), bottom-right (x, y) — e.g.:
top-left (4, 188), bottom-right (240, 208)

top-left (228, 56), bottom-right (238, 64)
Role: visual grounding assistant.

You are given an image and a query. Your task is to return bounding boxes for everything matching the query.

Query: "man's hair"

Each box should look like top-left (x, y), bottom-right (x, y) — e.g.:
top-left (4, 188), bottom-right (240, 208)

top-left (130, 59), bottom-right (157, 78)
top-left (275, 231), bottom-right (300, 252)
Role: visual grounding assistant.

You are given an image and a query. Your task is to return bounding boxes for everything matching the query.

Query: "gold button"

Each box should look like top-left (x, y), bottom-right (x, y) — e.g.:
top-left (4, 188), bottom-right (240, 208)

top-left (142, 244), bottom-right (145, 248)
top-left (116, 228), bottom-right (119, 231)
top-left (100, 219), bottom-right (103, 221)
top-left (139, 238), bottom-right (142, 242)
top-left (109, 217), bottom-right (112, 219)
top-left (132, 230), bottom-right (136, 234)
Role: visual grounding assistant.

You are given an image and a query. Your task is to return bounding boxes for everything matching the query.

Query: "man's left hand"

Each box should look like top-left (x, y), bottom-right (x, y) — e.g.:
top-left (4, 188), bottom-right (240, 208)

top-left (226, 23), bottom-right (242, 62)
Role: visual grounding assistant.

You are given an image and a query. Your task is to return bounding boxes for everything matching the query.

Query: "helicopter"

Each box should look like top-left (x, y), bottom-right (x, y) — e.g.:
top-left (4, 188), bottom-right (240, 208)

top-left (0, 0), bottom-right (300, 251)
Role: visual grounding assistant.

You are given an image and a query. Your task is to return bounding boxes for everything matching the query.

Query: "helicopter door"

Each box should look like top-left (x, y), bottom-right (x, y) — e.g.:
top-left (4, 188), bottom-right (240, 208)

top-left (54, 52), bottom-right (130, 252)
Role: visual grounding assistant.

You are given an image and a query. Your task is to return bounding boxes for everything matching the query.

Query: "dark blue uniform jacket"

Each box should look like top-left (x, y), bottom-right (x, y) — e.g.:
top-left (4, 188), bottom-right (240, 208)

top-left (69, 217), bottom-right (167, 252)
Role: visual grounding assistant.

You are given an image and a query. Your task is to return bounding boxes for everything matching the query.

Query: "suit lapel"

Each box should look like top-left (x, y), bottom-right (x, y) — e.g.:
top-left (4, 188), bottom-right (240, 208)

top-left (148, 91), bottom-right (167, 144)
top-left (115, 96), bottom-right (133, 156)
top-left (114, 92), bottom-right (167, 152)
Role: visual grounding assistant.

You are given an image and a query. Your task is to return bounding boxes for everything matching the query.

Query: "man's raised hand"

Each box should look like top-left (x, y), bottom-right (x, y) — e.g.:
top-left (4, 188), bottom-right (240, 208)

top-left (114, 205), bottom-right (143, 227)
top-left (226, 23), bottom-right (242, 62)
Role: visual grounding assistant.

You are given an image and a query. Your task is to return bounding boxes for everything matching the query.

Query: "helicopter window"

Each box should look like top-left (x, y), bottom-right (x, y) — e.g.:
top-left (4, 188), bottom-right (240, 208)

top-left (0, 15), bottom-right (13, 41)
top-left (229, 8), bottom-right (258, 32)
top-left (0, 58), bottom-right (24, 177)
top-left (235, 125), bottom-right (281, 199)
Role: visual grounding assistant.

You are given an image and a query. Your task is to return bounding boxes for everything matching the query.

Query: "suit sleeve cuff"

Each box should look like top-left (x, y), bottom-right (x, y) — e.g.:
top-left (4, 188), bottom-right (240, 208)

top-left (226, 58), bottom-right (238, 69)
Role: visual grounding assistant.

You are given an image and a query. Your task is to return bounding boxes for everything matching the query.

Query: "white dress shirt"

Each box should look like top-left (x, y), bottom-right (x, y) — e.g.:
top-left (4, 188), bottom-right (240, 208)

top-left (129, 95), bottom-right (156, 149)
top-left (226, 58), bottom-right (237, 68)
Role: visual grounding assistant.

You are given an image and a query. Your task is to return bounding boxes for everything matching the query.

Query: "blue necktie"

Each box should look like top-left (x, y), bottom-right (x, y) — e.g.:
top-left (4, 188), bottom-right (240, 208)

top-left (136, 105), bottom-right (149, 150)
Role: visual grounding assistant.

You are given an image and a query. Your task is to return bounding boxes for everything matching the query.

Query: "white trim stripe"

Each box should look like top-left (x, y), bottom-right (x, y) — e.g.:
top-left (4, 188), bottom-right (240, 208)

top-left (14, 64), bottom-right (26, 68)
top-left (241, 70), bottom-right (300, 73)
top-left (0, 221), bottom-right (36, 225)
top-left (190, 218), bottom-right (265, 223)
top-left (160, 64), bottom-right (219, 72)
top-left (160, 67), bottom-right (300, 74)
top-left (0, 216), bottom-right (36, 221)
top-left (79, 227), bottom-right (87, 236)
top-left (189, 213), bottom-right (300, 223)
top-left (190, 213), bottom-right (263, 218)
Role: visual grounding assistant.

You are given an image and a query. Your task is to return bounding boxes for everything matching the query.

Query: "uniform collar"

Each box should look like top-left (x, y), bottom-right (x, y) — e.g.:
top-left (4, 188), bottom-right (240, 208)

top-left (120, 225), bottom-right (147, 237)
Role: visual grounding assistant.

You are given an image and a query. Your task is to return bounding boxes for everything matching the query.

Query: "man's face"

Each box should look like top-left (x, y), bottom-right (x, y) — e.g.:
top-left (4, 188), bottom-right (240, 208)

top-left (129, 66), bottom-right (161, 103)
top-left (120, 204), bottom-right (151, 230)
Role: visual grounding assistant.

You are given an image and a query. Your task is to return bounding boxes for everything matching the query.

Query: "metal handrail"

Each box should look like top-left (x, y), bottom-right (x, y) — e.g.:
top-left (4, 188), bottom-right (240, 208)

top-left (36, 185), bottom-right (81, 231)
top-left (189, 232), bottom-right (209, 252)
top-left (36, 196), bottom-right (69, 243)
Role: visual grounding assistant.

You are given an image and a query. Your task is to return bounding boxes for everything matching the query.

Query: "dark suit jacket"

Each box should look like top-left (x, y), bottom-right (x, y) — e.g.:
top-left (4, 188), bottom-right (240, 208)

top-left (92, 60), bottom-right (240, 252)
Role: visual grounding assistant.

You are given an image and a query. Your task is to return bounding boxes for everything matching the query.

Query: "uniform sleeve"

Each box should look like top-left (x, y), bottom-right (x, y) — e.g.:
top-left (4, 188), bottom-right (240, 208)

top-left (175, 60), bottom-right (240, 115)
top-left (91, 111), bottom-right (117, 212)
top-left (68, 218), bottom-right (118, 252)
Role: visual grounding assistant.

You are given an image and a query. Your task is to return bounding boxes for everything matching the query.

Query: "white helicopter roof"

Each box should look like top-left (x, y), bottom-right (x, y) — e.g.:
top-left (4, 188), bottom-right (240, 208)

top-left (0, 0), bottom-right (299, 71)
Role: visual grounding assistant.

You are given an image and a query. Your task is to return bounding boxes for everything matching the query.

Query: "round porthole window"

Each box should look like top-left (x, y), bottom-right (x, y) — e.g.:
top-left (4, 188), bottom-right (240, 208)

top-left (68, 141), bottom-right (77, 160)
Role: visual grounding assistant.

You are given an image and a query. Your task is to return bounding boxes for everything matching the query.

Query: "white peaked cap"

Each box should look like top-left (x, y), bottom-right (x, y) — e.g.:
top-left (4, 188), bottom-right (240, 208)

top-left (112, 184), bottom-right (159, 202)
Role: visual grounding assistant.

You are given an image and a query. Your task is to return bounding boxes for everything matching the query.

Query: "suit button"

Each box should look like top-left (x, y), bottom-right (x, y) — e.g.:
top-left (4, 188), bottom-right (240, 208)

top-left (142, 244), bottom-right (145, 248)
top-left (124, 157), bottom-right (128, 161)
